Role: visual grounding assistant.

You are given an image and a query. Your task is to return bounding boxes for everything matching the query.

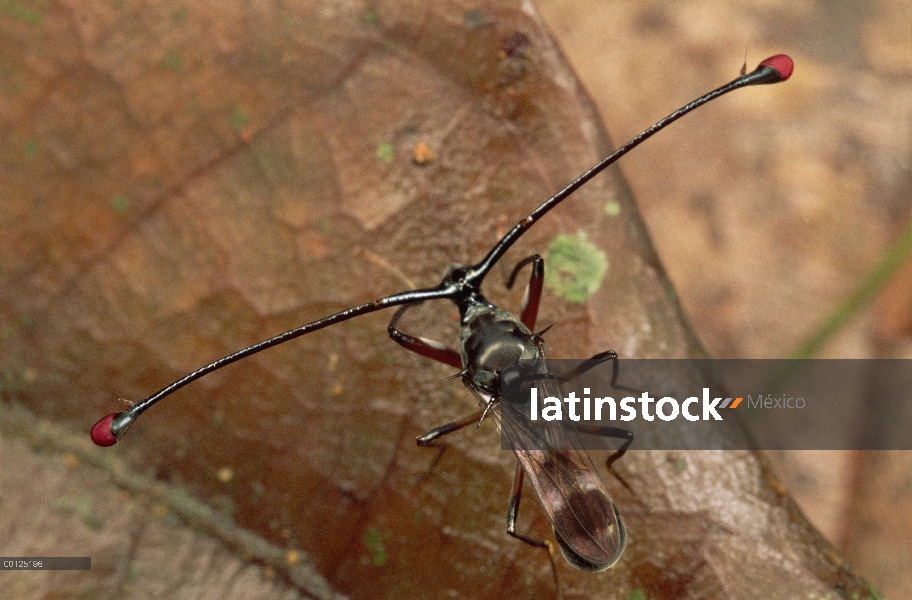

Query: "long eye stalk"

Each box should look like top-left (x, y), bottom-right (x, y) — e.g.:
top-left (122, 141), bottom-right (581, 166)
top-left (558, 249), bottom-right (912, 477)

top-left (90, 55), bottom-right (792, 447)
top-left (468, 54), bottom-right (793, 283)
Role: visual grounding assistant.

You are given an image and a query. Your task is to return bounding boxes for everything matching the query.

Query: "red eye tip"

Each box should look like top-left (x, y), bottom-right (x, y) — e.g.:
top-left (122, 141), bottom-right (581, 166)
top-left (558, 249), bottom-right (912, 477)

top-left (91, 413), bottom-right (118, 447)
top-left (759, 54), bottom-right (794, 81)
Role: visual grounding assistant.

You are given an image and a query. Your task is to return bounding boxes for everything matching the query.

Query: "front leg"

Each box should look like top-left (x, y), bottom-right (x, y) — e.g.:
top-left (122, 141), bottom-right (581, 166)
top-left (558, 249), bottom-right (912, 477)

top-left (387, 302), bottom-right (462, 369)
top-left (506, 254), bottom-right (545, 331)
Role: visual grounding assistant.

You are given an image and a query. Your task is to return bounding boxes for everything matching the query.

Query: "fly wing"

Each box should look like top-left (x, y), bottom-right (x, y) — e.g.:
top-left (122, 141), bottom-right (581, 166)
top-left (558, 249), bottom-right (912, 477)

top-left (497, 366), bottom-right (626, 570)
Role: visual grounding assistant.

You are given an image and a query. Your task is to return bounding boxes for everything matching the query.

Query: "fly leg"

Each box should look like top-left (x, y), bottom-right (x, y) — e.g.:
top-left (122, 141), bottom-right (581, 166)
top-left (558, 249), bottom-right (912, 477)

top-left (579, 353), bottom-right (640, 489)
top-left (598, 426), bottom-right (636, 495)
top-left (568, 351), bottom-right (642, 502)
top-left (421, 398), bottom-right (563, 596)
top-left (388, 301), bottom-right (479, 444)
top-left (507, 462), bottom-right (562, 599)
top-left (561, 349), bottom-right (640, 482)
top-left (506, 254), bottom-right (545, 331)
top-left (388, 302), bottom-right (471, 481)
top-left (387, 302), bottom-right (462, 369)
top-left (415, 409), bottom-right (483, 447)
top-left (574, 422), bottom-right (640, 504)
top-left (557, 350), bottom-right (617, 382)
top-left (411, 409), bottom-right (483, 485)
top-left (559, 350), bottom-right (640, 395)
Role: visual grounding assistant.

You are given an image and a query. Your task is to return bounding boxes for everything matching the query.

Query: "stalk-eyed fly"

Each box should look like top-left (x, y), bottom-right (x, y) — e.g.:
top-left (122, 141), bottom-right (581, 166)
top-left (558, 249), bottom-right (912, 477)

top-left (91, 55), bottom-right (793, 590)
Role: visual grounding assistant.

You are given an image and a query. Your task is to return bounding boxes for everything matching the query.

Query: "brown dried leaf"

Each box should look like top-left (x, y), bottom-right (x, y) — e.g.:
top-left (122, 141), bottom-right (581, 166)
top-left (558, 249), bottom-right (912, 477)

top-left (0, 1), bottom-right (875, 598)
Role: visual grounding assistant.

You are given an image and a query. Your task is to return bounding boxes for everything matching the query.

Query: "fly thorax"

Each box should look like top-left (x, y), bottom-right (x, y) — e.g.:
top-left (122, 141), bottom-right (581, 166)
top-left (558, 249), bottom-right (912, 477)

top-left (459, 304), bottom-right (540, 395)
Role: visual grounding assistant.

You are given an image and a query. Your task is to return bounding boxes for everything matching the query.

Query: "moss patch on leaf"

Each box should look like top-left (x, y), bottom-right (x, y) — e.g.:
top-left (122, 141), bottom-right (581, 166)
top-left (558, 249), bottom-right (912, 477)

top-left (604, 200), bottom-right (621, 216)
top-left (364, 526), bottom-right (389, 566)
top-left (544, 232), bottom-right (608, 303)
top-left (375, 142), bottom-right (395, 163)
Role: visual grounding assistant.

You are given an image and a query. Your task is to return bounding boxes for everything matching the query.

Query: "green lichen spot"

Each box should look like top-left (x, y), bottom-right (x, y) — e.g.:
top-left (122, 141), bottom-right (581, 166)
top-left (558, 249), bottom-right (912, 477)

top-left (56, 493), bottom-right (103, 530)
top-left (670, 456), bottom-right (687, 473)
top-left (230, 107), bottom-right (250, 132)
top-left (0, 1), bottom-right (45, 26)
top-left (23, 138), bottom-right (38, 160)
top-left (375, 142), bottom-right (395, 163)
top-left (545, 232), bottom-right (608, 303)
top-left (172, 5), bottom-right (187, 22)
top-left (163, 49), bottom-right (181, 71)
top-left (209, 408), bottom-right (225, 429)
top-left (363, 8), bottom-right (378, 26)
top-left (463, 8), bottom-right (487, 28)
top-left (604, 200), bottom-right (621, 217)
top-left (363, 526), bottom-right (388, 566)
top-left (628, 589), bottom-right (646, 600)
top-left (109, 194), bottom-right (129, 213)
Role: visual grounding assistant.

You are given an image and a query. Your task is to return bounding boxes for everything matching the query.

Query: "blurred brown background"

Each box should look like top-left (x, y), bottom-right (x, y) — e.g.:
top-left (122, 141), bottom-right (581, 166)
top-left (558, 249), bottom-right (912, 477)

top-left (0, 0), bottom-right (909, 598)
top-left (536, 0), bottom-right (912, 597)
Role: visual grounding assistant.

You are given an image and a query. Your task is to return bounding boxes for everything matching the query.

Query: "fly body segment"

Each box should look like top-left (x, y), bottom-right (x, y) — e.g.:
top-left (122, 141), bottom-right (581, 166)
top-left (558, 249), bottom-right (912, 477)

top-left (499, 355), bottom-right (631, 572)
top-left (91, 56), bottom-right (793, 589)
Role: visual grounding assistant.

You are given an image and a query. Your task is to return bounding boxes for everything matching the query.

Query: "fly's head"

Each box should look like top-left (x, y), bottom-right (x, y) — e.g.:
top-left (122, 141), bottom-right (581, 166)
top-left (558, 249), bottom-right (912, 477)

top-left (441, 264), bottom-right (477, 299)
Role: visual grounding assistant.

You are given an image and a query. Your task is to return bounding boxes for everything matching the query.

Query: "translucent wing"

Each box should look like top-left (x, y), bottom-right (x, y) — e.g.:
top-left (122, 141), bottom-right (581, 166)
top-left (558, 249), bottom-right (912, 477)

top-left (492, 358), bottom-right (626, 571)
